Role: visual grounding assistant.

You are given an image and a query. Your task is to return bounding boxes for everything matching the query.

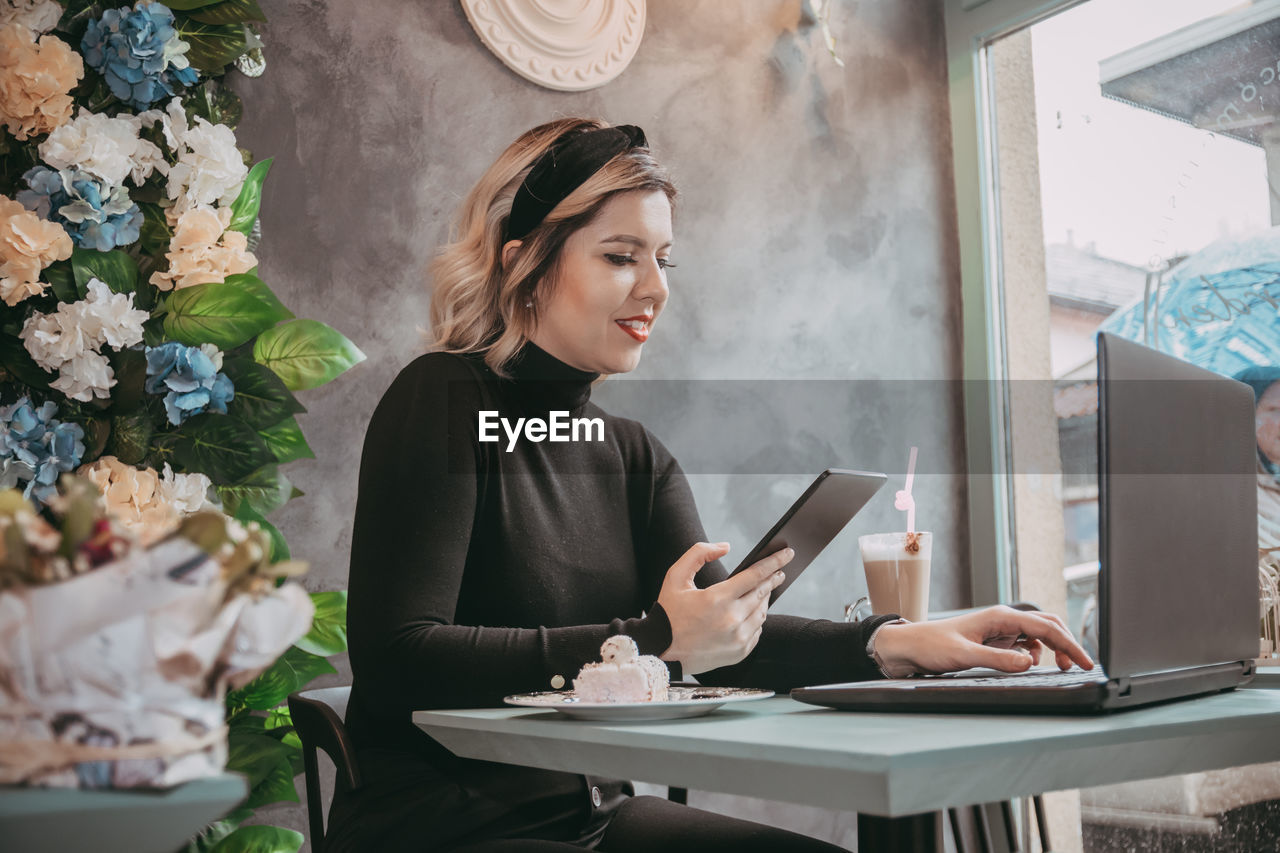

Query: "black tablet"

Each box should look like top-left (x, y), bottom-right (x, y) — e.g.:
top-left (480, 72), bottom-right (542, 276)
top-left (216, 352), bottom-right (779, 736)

top-left (727, 469), bottom-right (887, 604)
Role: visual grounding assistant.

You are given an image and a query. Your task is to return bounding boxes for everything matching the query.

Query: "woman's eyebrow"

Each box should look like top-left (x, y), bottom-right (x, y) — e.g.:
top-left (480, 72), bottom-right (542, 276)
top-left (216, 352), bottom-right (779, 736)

top-left (600, 234), bottom-right (674, 250)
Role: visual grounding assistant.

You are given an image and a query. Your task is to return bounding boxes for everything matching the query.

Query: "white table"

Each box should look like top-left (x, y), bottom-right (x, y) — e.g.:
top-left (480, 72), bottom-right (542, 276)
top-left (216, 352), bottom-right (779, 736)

top-left (415, 689), bottom-right (1280, 850)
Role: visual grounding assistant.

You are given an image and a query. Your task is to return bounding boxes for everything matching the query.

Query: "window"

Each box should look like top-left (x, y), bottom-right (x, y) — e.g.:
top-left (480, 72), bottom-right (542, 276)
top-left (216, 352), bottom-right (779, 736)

top-left (947, 0), bottom-right (1279, 848)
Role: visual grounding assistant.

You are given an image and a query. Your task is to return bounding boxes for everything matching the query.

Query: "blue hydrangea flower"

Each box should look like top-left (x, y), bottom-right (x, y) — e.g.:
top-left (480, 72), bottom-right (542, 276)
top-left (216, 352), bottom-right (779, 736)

top-left (81, 2), bottom-right (199, 110)
top-left (0, 398), bottom-right (86, 505)
top-left (17, 166), bottom-right (142, 252)
top-left (145, 342), bottom-right (235, 425)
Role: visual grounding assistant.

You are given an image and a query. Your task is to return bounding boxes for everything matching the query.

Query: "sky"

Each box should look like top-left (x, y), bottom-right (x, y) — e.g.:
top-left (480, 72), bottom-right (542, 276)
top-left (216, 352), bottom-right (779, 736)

top-left (1029, 0), bottom-right (1271, 267)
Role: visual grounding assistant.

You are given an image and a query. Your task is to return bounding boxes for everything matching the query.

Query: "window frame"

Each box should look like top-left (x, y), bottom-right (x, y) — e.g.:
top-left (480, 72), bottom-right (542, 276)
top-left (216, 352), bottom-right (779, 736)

top-left (941, 0), bottom-right (1085, 605)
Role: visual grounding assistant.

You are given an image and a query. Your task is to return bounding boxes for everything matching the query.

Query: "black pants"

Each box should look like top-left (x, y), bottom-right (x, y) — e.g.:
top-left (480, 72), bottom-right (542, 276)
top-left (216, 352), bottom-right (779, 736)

top-left (449, 795), bottom-right (849, 852)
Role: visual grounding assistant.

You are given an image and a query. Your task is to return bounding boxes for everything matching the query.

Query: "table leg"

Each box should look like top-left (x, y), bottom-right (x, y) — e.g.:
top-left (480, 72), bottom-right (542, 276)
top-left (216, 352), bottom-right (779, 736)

top-left (857, 811), bottom-right (944, 852)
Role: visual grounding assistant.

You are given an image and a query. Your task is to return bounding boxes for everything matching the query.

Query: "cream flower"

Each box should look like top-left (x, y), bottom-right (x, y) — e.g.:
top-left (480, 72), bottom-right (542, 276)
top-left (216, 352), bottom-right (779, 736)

top-left (0, 194), bottom-right (71, 306)
top-left (0, 0), bottom-right (62, 35)
top-left (50, 348), bottom-right (113, 402)
top-left (80, 456), bottom-right (216, 546)
top-left (40, 107), bottom-right (167, 187)
top-left (0, 23), bottom-right (83, 141)
top-left (155, 98), bottom-right (248, 216)
top-left (150, 205), bottom-right (258, 290)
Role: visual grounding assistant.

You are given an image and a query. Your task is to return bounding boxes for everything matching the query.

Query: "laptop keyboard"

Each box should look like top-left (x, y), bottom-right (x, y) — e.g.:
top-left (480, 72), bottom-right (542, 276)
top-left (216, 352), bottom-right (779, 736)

top-left (911, 667), bottom-right (1108, 689)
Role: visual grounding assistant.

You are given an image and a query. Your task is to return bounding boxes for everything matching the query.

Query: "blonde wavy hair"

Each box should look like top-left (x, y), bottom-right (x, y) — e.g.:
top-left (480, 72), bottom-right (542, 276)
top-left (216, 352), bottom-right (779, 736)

top-left (427, 118), bottom-right (677, 376)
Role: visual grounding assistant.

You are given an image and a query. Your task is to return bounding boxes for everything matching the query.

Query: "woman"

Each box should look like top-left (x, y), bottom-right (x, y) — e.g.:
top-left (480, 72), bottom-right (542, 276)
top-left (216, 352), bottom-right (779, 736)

top-left (1236, 367), bottom-right (1280, 558)
top-left (330, 118), bottom-right (1092, 852)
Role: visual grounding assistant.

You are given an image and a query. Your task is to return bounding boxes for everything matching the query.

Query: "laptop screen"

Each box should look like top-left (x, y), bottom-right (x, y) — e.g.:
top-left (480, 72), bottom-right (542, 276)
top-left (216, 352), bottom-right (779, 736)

top-left (1097, 333), bottom-right (1259, 678)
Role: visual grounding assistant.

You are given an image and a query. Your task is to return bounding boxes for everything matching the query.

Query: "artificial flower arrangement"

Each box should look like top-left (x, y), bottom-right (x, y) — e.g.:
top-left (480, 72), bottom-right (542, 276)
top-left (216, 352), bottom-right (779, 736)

top-left (0, 475), bottom-right (314, 791)
top-left (0, 3), bottom-right (358, 851)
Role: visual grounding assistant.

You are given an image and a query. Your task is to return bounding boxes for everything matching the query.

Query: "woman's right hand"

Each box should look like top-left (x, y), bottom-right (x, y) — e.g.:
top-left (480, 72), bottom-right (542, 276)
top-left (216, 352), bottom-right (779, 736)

top-left (657, 542), bottom-right (791, 675)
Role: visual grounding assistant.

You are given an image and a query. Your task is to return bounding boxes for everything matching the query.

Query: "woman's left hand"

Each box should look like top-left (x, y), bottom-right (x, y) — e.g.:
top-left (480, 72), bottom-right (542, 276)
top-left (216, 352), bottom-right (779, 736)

top-left (870, 605), bottom-right (1094, 676)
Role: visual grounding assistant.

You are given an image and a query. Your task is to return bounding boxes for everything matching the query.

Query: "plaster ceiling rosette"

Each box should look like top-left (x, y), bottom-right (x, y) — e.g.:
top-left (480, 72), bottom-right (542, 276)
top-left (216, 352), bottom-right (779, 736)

top-left (460, 0), bottom-right (647, 92)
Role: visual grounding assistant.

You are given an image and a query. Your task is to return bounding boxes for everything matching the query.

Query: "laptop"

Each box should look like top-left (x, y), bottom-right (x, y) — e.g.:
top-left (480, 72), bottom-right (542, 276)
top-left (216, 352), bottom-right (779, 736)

top-left (792, 332), bottom-right (1260, 713)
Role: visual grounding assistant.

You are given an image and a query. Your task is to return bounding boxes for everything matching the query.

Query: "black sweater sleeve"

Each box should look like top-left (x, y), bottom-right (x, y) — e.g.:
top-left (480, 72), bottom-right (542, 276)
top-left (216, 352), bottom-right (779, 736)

top-left (639, 440), bottom-right (890, 690)
top-left (346, 355), bottom-right (675, 712)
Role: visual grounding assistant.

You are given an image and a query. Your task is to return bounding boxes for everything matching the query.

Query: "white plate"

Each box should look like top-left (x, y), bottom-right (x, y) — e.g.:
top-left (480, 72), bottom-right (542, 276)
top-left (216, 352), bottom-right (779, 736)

top-left (503, 685), bottom-right (775, 721)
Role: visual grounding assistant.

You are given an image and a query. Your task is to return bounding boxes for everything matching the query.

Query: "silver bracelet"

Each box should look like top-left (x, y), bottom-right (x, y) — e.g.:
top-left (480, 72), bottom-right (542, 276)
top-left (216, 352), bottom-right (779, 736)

top-left (865, 617), bottom-right (916, 679)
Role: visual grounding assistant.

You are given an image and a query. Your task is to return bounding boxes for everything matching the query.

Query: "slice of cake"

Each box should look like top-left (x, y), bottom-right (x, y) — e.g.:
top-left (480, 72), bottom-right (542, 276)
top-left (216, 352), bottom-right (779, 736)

top-left (572, 635), bottom-right (670, 703)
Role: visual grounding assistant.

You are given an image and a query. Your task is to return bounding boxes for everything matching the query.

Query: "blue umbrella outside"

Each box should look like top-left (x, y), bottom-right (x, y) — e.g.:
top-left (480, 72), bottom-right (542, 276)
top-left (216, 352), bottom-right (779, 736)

top-left (1096, 226), bottom-right (1280, 376)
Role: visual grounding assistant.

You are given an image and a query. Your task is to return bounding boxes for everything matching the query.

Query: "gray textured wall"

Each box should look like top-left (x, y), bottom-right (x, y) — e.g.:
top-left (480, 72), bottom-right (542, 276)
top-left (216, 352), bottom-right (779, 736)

top-left (234, 0), bottom-right (964, 847)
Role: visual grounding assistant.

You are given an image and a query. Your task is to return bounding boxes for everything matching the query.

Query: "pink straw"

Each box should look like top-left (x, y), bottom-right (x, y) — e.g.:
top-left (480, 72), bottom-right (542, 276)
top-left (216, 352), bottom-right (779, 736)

top-left (893, 446), bottom-right (918, 533)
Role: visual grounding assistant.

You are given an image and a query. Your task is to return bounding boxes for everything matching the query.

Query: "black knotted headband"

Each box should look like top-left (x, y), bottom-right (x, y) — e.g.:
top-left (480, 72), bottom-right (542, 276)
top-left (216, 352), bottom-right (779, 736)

top-left (505, 124), bottom-right (648, 243)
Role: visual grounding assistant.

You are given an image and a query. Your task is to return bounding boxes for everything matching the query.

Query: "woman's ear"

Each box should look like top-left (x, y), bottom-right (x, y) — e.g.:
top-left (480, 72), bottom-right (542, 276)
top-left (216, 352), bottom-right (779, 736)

top-left (501, 239), bottom-right (523, 270)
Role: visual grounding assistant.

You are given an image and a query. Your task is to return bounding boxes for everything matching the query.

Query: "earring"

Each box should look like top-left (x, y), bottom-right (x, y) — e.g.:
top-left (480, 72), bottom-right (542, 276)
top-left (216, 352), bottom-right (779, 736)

top-left (525, 300), bottom-right (533, 308)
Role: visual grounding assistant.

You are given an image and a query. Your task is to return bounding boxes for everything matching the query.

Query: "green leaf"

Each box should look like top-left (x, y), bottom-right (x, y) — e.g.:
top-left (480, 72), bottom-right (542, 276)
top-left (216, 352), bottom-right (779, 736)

top-left (244, 755), bottom-right (299, 809)
top-left (0, 335), bottom-right (53, 390)
top-left (176, 18), bottom-right (248, 74)
top-left (217, 464), bottom-right (291, 516)
top-left (207, 825), bottom-right (303, 853)
top-left (80, 418), bottom-right (110, 464)
top-left (187, 0), bottom-right (268, 24)
top-left (222, 272), bottom-right (292, 320)
top-left (222, 354), bottom-right (304, 430)
top-left (162, 414), bottom-right (275, 485)
top-left (264, 706), bottom-right (291, 729)
top-left (232, 646), bottom-right (335, 711)
top-left (0, 132), bottom-right (39, 198)
top-left (42, 260), bottom-right (81, 302)
top-left (163, 279), bottom-right (290, 349)
top-left (223, 725), bottom-right (301, 808)
top-left (232, 503), bottom-right (290, 562)
top-left (228, 159), bottom-right (271, 235)
top-left (105, 411), bottom-right (153, 464)
top-left (138, 202), bottom-right (173, 256)
top-left (258, 416), bottom-right (314, 465)
top-left (183, 805), bottom-right (253, 853)
top-left (142, 316), bottom-right (166, 347)
top-left (107, 348), bottom-right (148, 413)
top-left (71, 247), bottom-right (139, 294)
top-left (183, 79), bottom-right (244, 131)
top-left (253, 320), bottom-right (365, 391)
top-left (227, 713), bottom-right (267, 736)
top-left (281, 736), bottom-right (305, 776)
top-left (164, 0), bottom-right (224, 9)
top-left (294, 591), bottom-right (347, 657)
top-left (226, 731), bottom-right (285, 787)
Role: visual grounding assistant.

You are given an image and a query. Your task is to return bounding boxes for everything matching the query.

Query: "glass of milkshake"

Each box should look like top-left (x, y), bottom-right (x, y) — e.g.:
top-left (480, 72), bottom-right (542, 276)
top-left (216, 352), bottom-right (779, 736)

top-left (858, 531), bottom-right (932, 623)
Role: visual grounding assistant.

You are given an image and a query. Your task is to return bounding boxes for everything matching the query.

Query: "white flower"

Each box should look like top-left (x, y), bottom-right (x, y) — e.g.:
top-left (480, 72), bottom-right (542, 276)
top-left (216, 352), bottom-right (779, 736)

top-left (81, 277), bottom-right (148, 349)
top-left (160, 463), bottom-right (215, 514)
top-left (155, 96), bottom-right (188, 154)
top-left (155, 98), bottom-right (247, 216)
top-left (0, 0), bottom-right (62, 34)
top-left (20, 278), bottom-right (147, 400)
top-left (20, 306), bottom-right (90, 370)
top-left (199, 343), bottom-right (223, 372)
top-left (39, 107), bottom-right (167, 187)
top-left (50, 348), bottom-right (114, 401)
top-left (20, 278), bottom-right (147, 374)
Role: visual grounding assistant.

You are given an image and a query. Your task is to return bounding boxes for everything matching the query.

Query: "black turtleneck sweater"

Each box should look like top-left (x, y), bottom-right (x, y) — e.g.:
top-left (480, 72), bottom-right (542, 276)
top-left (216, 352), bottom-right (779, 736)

top-left (335, 343), bottom-right (896, 851)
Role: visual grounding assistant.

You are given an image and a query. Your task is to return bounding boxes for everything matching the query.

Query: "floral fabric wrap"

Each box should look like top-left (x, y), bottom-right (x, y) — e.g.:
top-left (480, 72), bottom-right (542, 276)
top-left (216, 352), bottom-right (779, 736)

top-left (0, 536), bottom-right (314, 788)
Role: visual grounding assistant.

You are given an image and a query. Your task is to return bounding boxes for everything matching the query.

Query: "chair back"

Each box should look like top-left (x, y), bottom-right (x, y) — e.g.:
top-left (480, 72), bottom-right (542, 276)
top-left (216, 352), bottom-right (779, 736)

top-left (288, 686), bottom-right (361, 852)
